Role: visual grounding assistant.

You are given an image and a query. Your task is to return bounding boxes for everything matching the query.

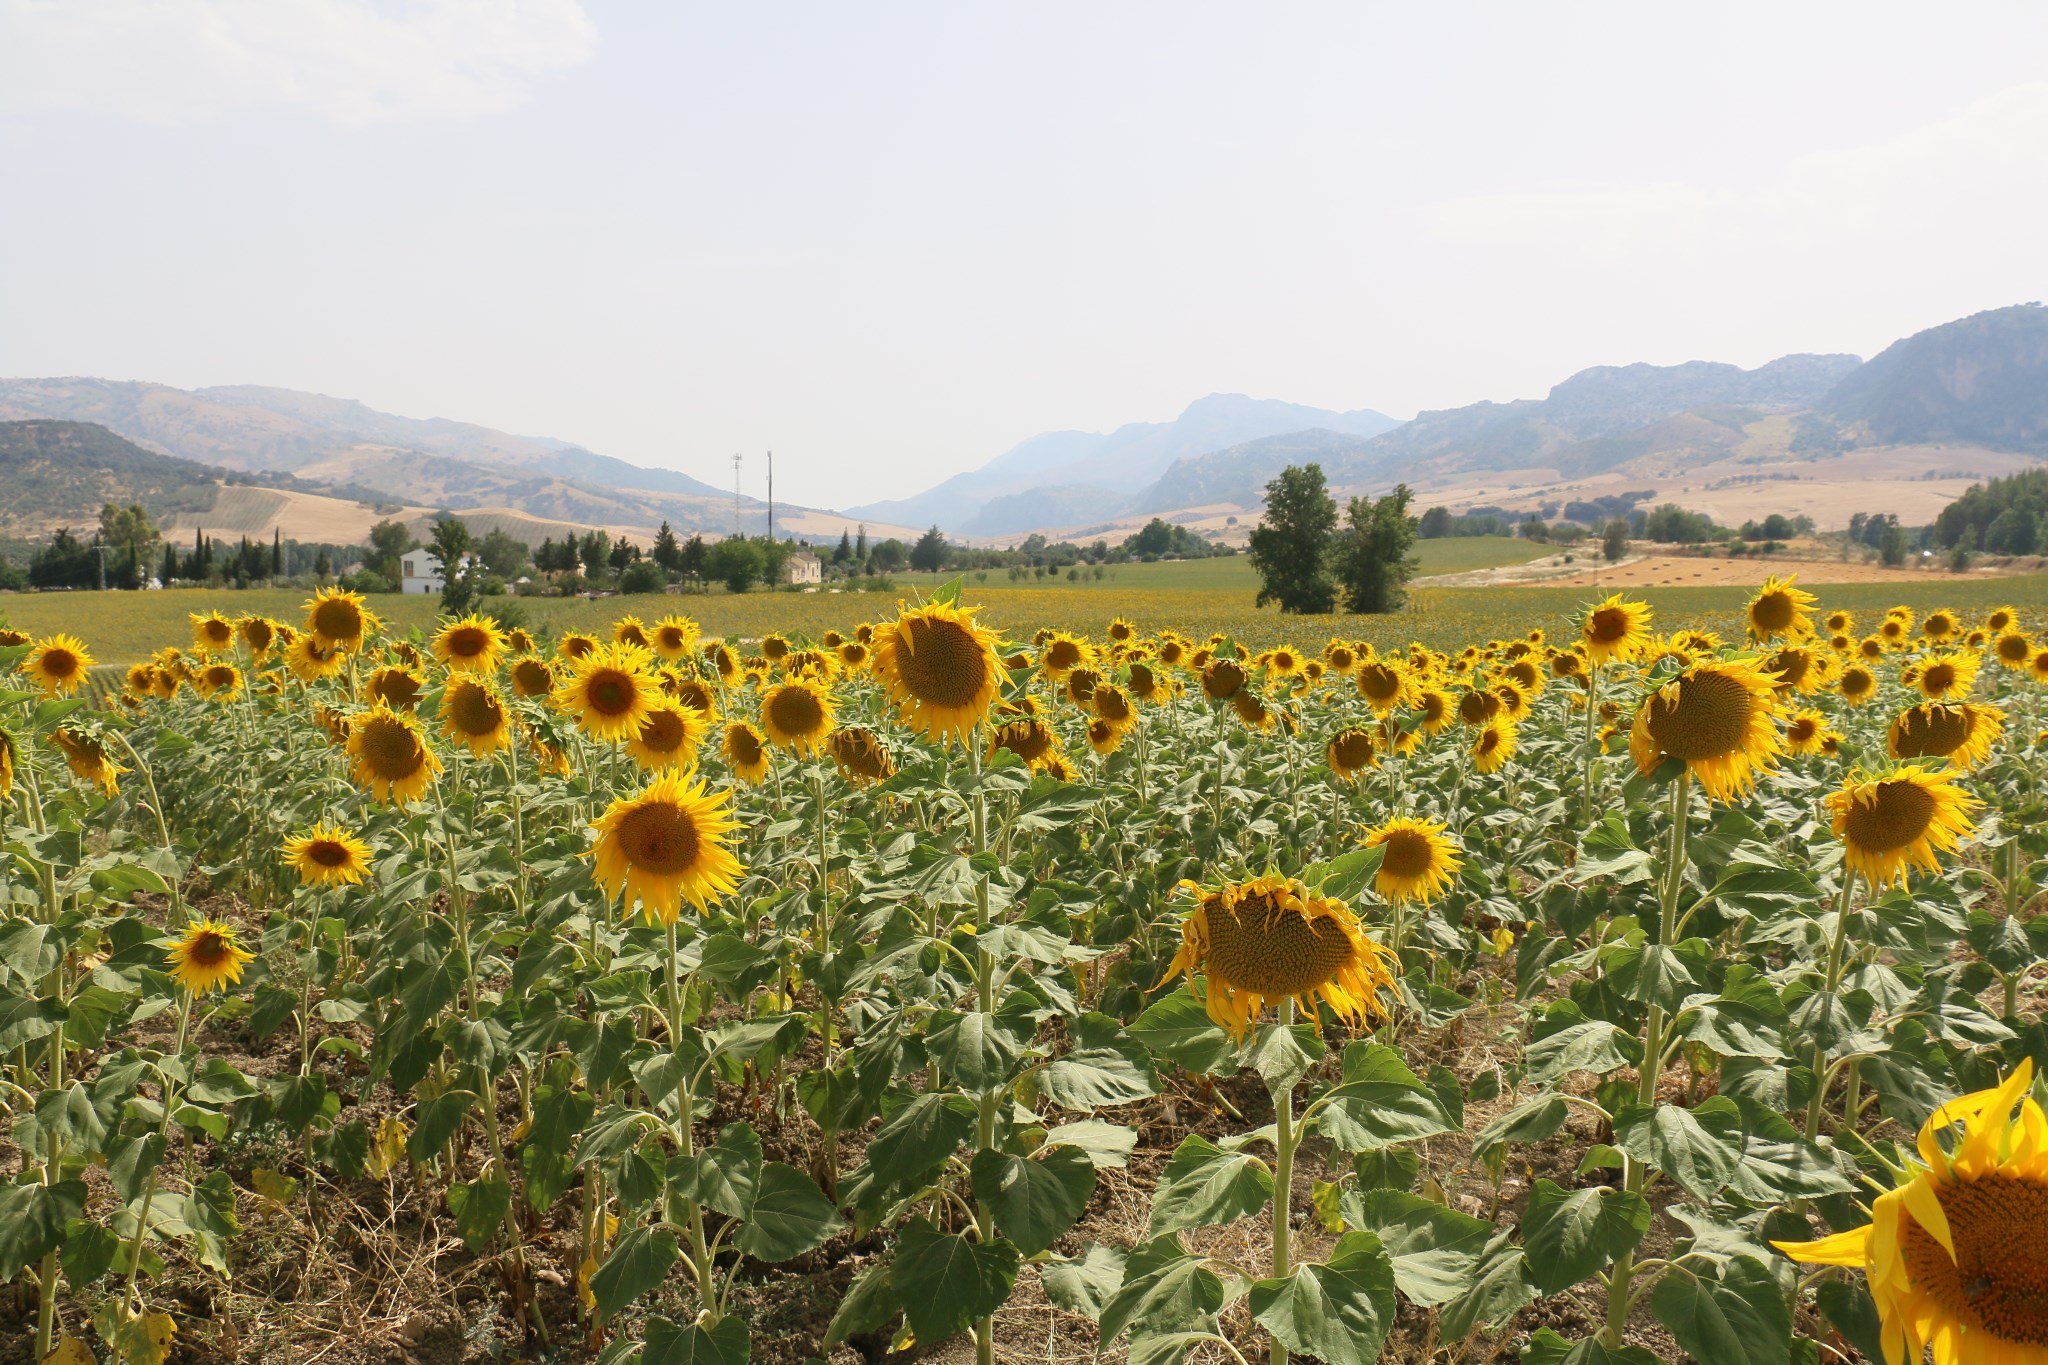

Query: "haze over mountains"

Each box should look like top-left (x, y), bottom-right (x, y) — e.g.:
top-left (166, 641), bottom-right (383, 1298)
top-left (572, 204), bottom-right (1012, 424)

top-left (3, 304), bottom-right (2046, 549)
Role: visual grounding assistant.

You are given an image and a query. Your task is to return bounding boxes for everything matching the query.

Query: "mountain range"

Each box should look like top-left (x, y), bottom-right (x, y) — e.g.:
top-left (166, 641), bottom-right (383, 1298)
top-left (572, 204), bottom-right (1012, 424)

top-left (3, 304), bottom-right (2045, 549)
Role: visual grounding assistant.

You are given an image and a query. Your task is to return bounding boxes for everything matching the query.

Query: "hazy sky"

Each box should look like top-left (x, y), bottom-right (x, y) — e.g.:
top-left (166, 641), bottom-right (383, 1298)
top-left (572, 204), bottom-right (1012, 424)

top-left (4, 3), bottom-right (2045, 510)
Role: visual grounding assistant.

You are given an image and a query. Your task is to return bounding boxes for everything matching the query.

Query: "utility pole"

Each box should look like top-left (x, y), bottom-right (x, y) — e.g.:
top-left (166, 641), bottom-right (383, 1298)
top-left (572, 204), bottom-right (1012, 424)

top-left (731, 454), bottom-right (743, 538)
top-left (767, 450), bottom-right (775, 543)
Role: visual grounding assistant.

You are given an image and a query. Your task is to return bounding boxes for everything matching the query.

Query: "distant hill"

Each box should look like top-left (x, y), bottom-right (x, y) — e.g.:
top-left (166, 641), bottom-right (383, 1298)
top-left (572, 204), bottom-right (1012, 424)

top-left (0, 420), bottom-right (220, 537)
top-left (1821, 304), bottom-right (2048, 452)
top-left (847, 393), bottom-right (1399, 535)
top-left (0, 378), bottom-right (899, 540)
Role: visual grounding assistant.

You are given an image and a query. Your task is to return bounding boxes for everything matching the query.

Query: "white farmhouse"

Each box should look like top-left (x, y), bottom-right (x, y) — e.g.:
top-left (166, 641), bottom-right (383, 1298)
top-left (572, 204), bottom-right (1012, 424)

top-left (399, 550), bottom-right (475, 595)
top-left (783, 551), bottom-right (823, 585)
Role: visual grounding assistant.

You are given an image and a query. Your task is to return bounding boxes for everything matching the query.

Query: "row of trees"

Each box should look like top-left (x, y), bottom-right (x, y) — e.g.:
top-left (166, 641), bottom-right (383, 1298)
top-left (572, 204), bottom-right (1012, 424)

top-left (1246, 464), bottom-right (1420, 615)
top-left (1932, 467), bottom-right (2045, 556)
top-left (8, 504), bottom-right (363, 591)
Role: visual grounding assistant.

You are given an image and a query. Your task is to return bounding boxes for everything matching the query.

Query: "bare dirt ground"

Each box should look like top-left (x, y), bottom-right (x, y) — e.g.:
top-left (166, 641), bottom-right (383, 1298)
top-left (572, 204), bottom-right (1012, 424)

top-left (1421, 550), bottom-right (2040, 590)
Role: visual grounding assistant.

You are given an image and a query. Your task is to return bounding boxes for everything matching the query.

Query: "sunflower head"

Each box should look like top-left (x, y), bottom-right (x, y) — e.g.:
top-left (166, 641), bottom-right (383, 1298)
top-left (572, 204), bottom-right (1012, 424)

top-left (286, 634), bottom-right (346, 682)
top-left (434, 614), bottom-right (506, 675)
top-left (1889, 701), bottom-right (2004, 770)
top-left (1158, 874), bottom-right (1397, 1041)
top-left (190, 611), bottom-right (236, 654)
top-left (284, 823), bottom-right (373, 887)
top-left (554, 644), bottom-right (658, 743)
top-left (558, 632), bottom-right (599, 663)
top-left (758, 679), bottom-right (835, 754)
top-left (1783, 708), bottom-right (1835, 757)
top-left (1911, 650), bottom-right (1979, 702)
top-left (871, 601), bottom-right (1004, 744)
top-left (614, 617), bottom-right (652, 651)
top-left (1470, 718), bottom-right (1518, 774)
top-left (1362, 817), bottom-right (1463, 906)
top-left (627, 701), bottom-right (708, 773)
top-left (1825, 764), bottom-right (1979, 888)
top-left (1355, 661), bottom-right (1411, 713)
top-left (1198, 656), bottom-right (1246, 702)
top-left (440, 677), bottom-right (512, 757)
top-left (235, 615), bottom-right (279, 660)
top-left (1922, 608), bottom-right (1960, 642)
top-left (1994, 630), bottom-right (2034, 670)
top-left (720, 720), bottom-right (772, 783)
top-left (589, 771), bottom-right (745, 925)
top-left (0, 727), bottom-right (14, 799)
top-left (988, 718), bottom-right (1061, 771)
top-left (826, 725), bottom-right (896, 786)
top-left (1745, 574), bottom-right (1817, 643)
top-left (650, 614), bottom-right (700, 659)
top-left (1838, 663), bottom-right (1878, 706)
top-left (364, 664), bottom-right (426, 712)
top-left (51, 727), bottom-right (126, 795)
top-left (304, 587), bottom-right (378, 652)
top-left (165, 920), bottom-right (256, 995)
top-left (345, 704), bottom-right (443, 805)
top-left (1127, 661), bottom-right (1167, 703)
top-left (22, 634), bottom-right (94, 695)
top-left (510, 656), bottom-right (555, 699)
top-left (195, 662), bottom-right (243, 700)
top-left (1580, 595), bottom-right (1654, 664)
top-left (1039, 632), bottom-right (1092, 680)
top-left (1628, 658), bottom-right (1783, 801)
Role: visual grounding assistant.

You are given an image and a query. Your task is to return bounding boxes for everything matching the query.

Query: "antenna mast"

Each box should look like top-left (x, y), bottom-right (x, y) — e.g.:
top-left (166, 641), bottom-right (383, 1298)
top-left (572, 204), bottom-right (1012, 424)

top-left (767, 451), bottom-right (775, 543)
top-left (730, 454), bottom-right (743, 537)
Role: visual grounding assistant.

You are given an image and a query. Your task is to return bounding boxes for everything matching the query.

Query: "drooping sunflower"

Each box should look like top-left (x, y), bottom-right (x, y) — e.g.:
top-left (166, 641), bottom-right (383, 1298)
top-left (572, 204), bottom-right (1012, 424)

top-left (626, 700), bottom-right (707, 772)
top-left (304, 587), bottom-right (378, 653)
top-left (1326, 727), bottom-right (1379, 781)
top-left (1838, 663), bottom-right (1879, 707)
top-left (440, 677), bottom-right (513, 757)
top-left (190, 611), bottom-right (237, 654)
top-left (236, 615), bottom-right (279, 660)
top-left (720, 720), bottom-right (772, 784)
top-left (1156, 636), bottom-right (1188, 670)
top-left (1158, 874), bottom-right (1398, 1041)
top-left (2035, 648), bottom-right (2048, 684)
top-left (1774, 1064), bottom-right (2048, 1365)
top-left (509, 656), bottom-right (555, 699)
top-left (50, 727), bottom-right (126, 795)
top-left (1579, 595), bottom-right (1653, 665)
top-left (1746, 574), bottom-right (1818, 643)
top-left (1362, 817), bottom-right (1463, 906)
top-left (1416, 688), bottom-right (1455, 735)
top-left (758, 679), bottom-right (835, 755)
top-left (1457, 687), bottom-right (1503, 727)
top-left (1084, 717), bottom-right (1125, 755)
top-left (345, 704), bottom-right (443, 805)
top-left (588, 771), bottom-right (745, 925)
top-left (0, 725), bottom-right (14, 799)
top-left (506, 627), bottom-right (536, 655)
top-left (165, 920), bottom-right (255, 995)
top-left (650, 615), bottom-right (700, 660)
top-left (1200, 657), bottom-right (1247, 702)
top-left (1889, 702), bottom-right (2005, 771)
top-left (1064, 666), bottom-right (1101, 707)
top-left (286, 633), bottom-right (346, 683)
top-left (1860, 634), bottom-right (1890, 661)
top-left (988, 717), bottom-right (1061, 772)
top-left (826, 725), bottom-right (896, 786)
top-left (1628, 658), bottom-right (1783, 801)
top-left (1908, 650), bottom-right (1980, 703)
top-left (364, 664), bottom-right (426, 712)
top-left (1761, 645), bottom-right (1826, 695)
top-left (433, 614), bottom-right (507, 675)
top-left (554, 644), bottom-right (659, 743)
top-left (1993, 630), bottom-right (2034, 671)
top-left (283, 823), bottom-right (373, 887)
top-left (1470, 718), bottom-right (1518, 774)
top-left (1491, 678), bottom-right (1534, 723)
top-left (1783, 708), bottom-right (1836, 757)
top-left (1825, 764), bottom-right (1979, 889)
top-left (124, 662), bottom-right (159, 700)
top-left (1127, 661), bottom-right (1168, 704)
top-left (868, 601), bottom-right (1005, 744)
top-left (21, 634), bottom-right (94, 695)
top-left (1231, 688), bottom-right (1275, 733)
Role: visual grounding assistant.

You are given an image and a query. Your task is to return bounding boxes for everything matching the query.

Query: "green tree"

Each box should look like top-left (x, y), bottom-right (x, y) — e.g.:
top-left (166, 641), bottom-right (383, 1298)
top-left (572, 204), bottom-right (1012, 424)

top-left (1880, 521), bottom-right (1911, 567)
top-left (477, 528), bottom-right (529, 578)
top-left (832, 529), bottom-right (853, 564)
top-left (98, 502), bottom-right (159, 589)
top-left (910, 525), bottom-right (949, 573)
top-left (1248, 463), bottom-right (1339, 614)
top-left (579, 530), bottom-right (611, 579)
top-left (706, 536), bottom-right (765, 593)
top-left (1333, 482), bottom-right (1420, 614)
top-left (652, 521), bottom-right (683, 571)
top-left (1985, 506), bottom-right (2039, 555)
top-left (1602, 518), bottom-right (1629, 563)
top-left (429, 517), bottom-right (477, 613)
top-left (365, 519), bottom-right (416, 584)
top-left (870, 538), bottom-right (909, 573)
top-left (619, 559), bottom-right (667, 594)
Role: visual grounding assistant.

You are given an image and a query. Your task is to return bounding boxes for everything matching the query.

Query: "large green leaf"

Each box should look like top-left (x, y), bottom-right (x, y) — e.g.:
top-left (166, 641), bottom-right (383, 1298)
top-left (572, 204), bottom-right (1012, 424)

top-left (1437, 1235), bottom-right (1537, 1340)
top-left (1100, 1240), bottom-right (1226, 1345)
top-left (1248, 1231), bottom-right (1398, 1365)
top-left (1037, 1013), bottom-right (1158, 1109)
top-left (890, 1219), bottom-right (1020, 1346)
top-left (589, 1225), bottom-right (680, 1320)
top-left (1130, 986), bottom-right (1235, 1075)
top-left (1340, 1189), bottom-right (1490, 1307)
top-left (970, 1148), bottom-right (1096, 1256)
top-left (0, 1180), bottom-right (85, 1280)
top-left (1611, 1098), bottom-right (1744, 1202)
top-left (1520, 1180), bottom-right (1651, 1296)
top-left (1649, 1256), bottom-right (1792, 1365)
top-left (643, 1314), bottom-right (750, 1365)
top-left (1040, 1244), bottom-right (1126, 1317)
top-left (1524, 1022), bottom-right (1641, 1084)
top-left (926, 1009), bottom-right (1030, 1090)
top-left (731, 1163), bottom-right (842, 1263)
top-left (1148, 1134), bottom-right (1273, 1235)
top-left (1313, 1044), bottom-right (1459, 1151)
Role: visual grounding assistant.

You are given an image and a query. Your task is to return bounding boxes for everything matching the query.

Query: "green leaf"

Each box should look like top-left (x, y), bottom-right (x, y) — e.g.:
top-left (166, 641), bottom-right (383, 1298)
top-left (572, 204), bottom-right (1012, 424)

top-left (1246, 1021), bottom-right (1324, 1097)
top-left (731, 1163), bottom-right (842, 1263)
top-left (1611, 1098), bottom-right (1744, 1201)
top-left (1438, 1236), bottom-right (1538, 1340)
top-left (60, 1220), bottom-right (121, 1285)
top-left (1578, 815), bottom-right (1655, 883)
top-left (1602, 940), bottom-right (1708, 1011)
top-left (1248, 1230), bottom-right (1398, 1365)
top-left (1044, 1119), bottom-right (1137, 1169)
top-left (643, 1313), bottom-right (750, 1365)
top-left (1130, 987), bottom-right (1237, 1076)
top-left (1148, 1134), bottom-right (1274, 1235)
top-left (1815, 1275), bottom-right (1886, 1365)
top-left (1524, 1021), bottom-right (1641, 1084)
top-left (407, 1089), bottom-right (475, 1160)
top-left (1522, 1330), bottom-right (1663, 1365)
top-left (1037, 1013), bottom-right (1158, 1109)
top-left (0, 1180), bottom-right (85, 1280)
top-left (971, 1147), bottom-right (1097, 1256)
top-left (1352, 1146), bottom-right (1420, 1193)
top-left (1650, 1256), bottom-right (1792, 1365)
top-left (0, 991), bottom-right (65, 1051)
top-left (1313, 1044), bottom-right (1459, 1151)
top-left (182, 1169), bottom-right (239, 1273)
top-left (1472, 1094), bottom-right (1568, 1156)
top-left (590, 1225), bottom-right (680, 1320)
top-left (863, 1092), bottom-right (976, 1187)
top-left (1340, 1189), bottom-right (1490, 1307)
top-left (1520, 1180), bottom-right (1651, 1296)
top-left (1100, 1240), bottom-right (1226, 1345)
top-left (823, 1259), bottom-right (900, 1348)
top-left (1040, 1244), bottom-right (1126, 1317)
top-left (926, 1009), bottom-right (1029, 1090)
top-left (669, 1123), bottom-right (762, 1221)
top-left (445, 1172), bottom-right (511, 1253)
top-left (890, 1219), bottom-right (1020, 1346)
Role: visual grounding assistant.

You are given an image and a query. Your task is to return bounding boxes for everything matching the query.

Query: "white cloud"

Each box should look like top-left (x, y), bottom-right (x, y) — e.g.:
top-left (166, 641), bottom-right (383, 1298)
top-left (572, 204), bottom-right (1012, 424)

top-left (0, 0), bottom-right (598, 124)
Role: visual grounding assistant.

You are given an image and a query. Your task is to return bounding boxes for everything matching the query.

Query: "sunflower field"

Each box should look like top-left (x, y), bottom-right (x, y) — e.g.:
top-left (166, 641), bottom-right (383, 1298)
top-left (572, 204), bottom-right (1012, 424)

top-left (1, 579), bottom-right (2046, 1365)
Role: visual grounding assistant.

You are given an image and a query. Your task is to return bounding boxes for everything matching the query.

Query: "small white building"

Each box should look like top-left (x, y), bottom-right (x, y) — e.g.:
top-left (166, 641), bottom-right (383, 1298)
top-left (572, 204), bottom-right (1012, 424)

top-left (783, 551), bottom-right (823, 585)
top-left (399, 551), bottom-right (475, 595)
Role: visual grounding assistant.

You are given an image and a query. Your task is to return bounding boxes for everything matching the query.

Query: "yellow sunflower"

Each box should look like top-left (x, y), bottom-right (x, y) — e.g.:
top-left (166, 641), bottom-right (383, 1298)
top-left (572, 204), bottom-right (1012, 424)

top-left (626, 700), bottom-right (707, 772)
top-left (165, 920), bottom-right (255, 995)
top-left (1085, 717), bottom-right (1125, 755)
top-left (1889, 702), bottom-right (2005, 771)
top-left (1355, 661), bottom-right (1412, 714)
top-left (1580, 595), bottom-right (1653, 665)
top-left (1362, 817), bottom-right (1463, 905)
top-left (1783, 708), bottom-right (1836, 757)
top-left (1824, 609), bottom-right (1855, 636)
top-left (303, 586), bottom-right (378, 653)
top-left (345, 704), bottom-right (443, 805)
top-left (988, 718), bottom-right (1061, 772)
top-left (1993, 631), bottom-right (2034, 672)
top-left (1825, 764), bottom-right (1979, 889)
top-left (1158, 874), bottom-right (1397, 1040)
top-left (286, 633), bottom-right (346, 683)
top-left (21, 634), bottom-right (94, 695)
top-left (826, 725), bottom-right (896, 786)
top-left (759, 679), bottom-right (835, 755)
top-left (1775, 1062), bottom-right (2048, 1365)
top-left (554, 644), bottom-right (659, 743)
top-left (283, 823), bottom-right (373, 887)
top-left (364, 664), bottom-right (426, 712)
top-left (1922, 608), bottom-right (1960, 643)
top-left (1762, 645), bottom-right (1826, 695)
top-left (1911, 650), bottom-right (1980, 702)
top-left (190, 611), bottom-right (237, 654)
top-left (0, 726), bottom-right (14, 799)
top-left (1628, 658), bottom-right (1782, 801)
top-left (1746, 574), bottom-right (1818, 643)
top-left (50, 728), bottom-right (126, 795)
top-left (440, 677), bottom-right (513, 758)
top-left (1984, 606), bottom-right (2017, 634)
top-left (1200, 657), bottom-right (1247, 702)
top-left (433, 614), bottom-right (507, 675)
top-left (194, 662), bottom-right (244, 700)
top-left (1839, 663), bottom-right (1879, 707)
top-left (1326, 727), bottom-right (1379, 781)
top-left (231, 616), bottom-right (276, 661)
top-left (720, 720), bottom-right (772, 784)
top-left (1323, 641), bottom-right (1359, 674)
top-left (1127, 661), bottom-right (1168, 704)
top-left (588, 771), bottom-right (745, 925)
top-left (836, 640), bottom-right (871, 672)
top-left (509, 656), bottom-right (555, 699)
top-left (651, 615), bottom-right (700, 660)
top-left (1231, 688), bottom-right (1275, 733)
top-left (614, 616), bottom-right (652, 651)
top-left (1091, 683), bottom-right (1138, 735)
top-left (1039, 632), bottom-right (1093, 681)
top-left (1470, 718), bottom-right (1518, 774)
top-left (558, 631), bottom-right (600, 663)
top-left (871, 601), bottom-right (1005, 744)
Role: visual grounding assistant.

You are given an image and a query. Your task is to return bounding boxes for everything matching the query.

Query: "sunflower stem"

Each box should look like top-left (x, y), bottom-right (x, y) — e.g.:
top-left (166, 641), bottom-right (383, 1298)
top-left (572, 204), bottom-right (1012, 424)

top-left (1805, 869), bottom-right (1861, 1141)
top-left (1270, 998), bottom-right (1297, 1365)
top-left (1579, 665), bottom-right (1601, 828)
